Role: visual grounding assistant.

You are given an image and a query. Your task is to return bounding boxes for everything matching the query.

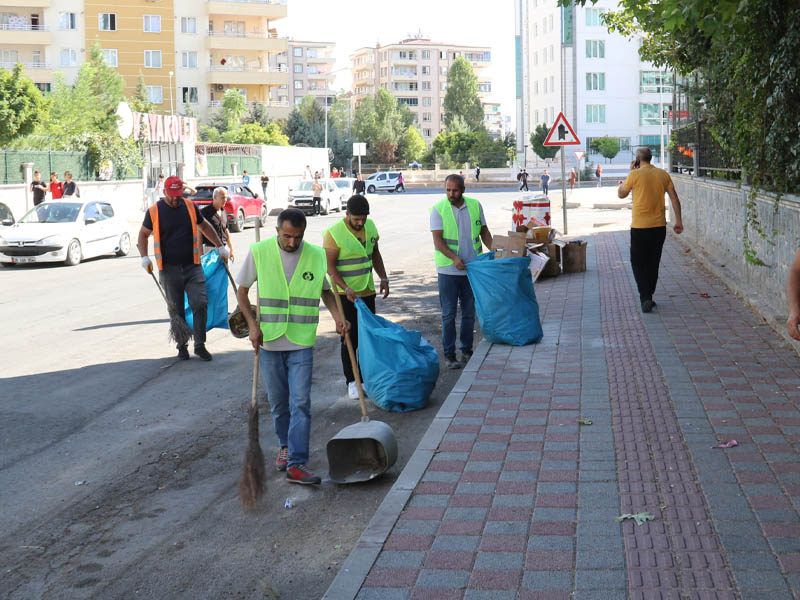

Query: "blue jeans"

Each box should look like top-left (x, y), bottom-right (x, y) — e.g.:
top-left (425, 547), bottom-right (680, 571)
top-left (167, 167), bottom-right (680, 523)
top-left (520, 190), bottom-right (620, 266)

top-left (438, 273), bottom-right (475, 358)
top-left (258, 347), bottom-right (314, 467)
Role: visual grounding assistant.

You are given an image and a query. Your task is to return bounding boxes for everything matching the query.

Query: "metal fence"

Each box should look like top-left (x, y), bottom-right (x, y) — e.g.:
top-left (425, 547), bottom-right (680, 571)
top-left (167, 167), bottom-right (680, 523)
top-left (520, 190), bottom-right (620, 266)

top-left (205, 154), bottom-right (261, 177)
top-left (0, 151), bottom-right (91, 185)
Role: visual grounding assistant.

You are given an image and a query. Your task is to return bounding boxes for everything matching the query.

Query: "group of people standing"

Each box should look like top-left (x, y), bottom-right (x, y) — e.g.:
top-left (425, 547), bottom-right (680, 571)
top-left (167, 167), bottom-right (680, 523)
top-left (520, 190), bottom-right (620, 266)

top-left (30, 170), bottom-right (79, 206)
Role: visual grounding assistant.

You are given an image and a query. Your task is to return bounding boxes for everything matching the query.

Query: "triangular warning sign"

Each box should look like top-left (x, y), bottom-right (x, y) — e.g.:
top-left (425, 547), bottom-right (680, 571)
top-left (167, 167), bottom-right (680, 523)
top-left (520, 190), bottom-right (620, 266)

top-left (543, 112), bottom-right (581, 146)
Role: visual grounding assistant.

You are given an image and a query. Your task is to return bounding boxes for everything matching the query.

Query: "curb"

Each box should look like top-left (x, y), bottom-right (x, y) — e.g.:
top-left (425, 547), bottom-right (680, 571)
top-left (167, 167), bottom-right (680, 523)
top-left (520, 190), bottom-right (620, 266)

top-left (321, 338), bottom-right (492, 600)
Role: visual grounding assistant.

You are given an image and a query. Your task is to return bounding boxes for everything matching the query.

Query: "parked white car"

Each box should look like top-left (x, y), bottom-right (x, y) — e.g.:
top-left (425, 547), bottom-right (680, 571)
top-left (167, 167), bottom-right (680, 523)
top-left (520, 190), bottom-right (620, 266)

top-left (287, 179), bottom-right (340, 215)
top-left (365, 171), bottom-right (403, 193)
top-left (332, 177), bottom-right (356, 210)
top-left (0, 200), bottom-right (131, 267)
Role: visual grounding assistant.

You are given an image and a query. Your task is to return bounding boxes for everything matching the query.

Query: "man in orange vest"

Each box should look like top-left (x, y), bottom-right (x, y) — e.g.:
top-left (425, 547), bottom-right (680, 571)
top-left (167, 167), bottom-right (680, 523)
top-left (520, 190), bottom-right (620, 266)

top-left (137, 176), bottom-right (229, 360)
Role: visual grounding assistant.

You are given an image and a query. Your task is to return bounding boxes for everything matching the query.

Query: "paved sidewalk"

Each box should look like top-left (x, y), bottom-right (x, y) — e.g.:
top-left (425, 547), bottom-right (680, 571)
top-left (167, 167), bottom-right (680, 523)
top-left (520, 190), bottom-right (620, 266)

top-left (325, 230), bottom-right (800, 600)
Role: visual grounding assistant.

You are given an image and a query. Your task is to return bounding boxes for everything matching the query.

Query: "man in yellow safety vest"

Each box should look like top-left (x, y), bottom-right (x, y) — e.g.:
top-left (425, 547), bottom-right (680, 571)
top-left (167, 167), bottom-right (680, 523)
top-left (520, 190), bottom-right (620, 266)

top-left (324, 194), bottom-right (389, 399)
top-left (235, 208), bottom-right (348, 485)
top-left (430, 174), bottom-right (493, 369)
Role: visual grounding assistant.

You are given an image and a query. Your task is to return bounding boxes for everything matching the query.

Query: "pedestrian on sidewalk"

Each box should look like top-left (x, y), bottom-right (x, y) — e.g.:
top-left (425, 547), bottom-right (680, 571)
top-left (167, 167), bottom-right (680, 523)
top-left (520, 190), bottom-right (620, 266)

top-left (242, 170), bottom-right (250, 187)
top-left (430, 174), bottom-right (493, 369)
top-left (62, 172), bottom-right (79, 198)
top-left (397, 171), bottom-right (405, 192)
top-left (30, 171), bottom-right (47, 206)
top-left (260, 171), bottom-right (269, 198)
top-left (235, 208), bottom-right (349, 485)
top-left (352, 172), bottom-right (366, 195)
top-left (48, 172), bottom-right (63, 200)
top-left (786, 250), bottom-right (800, 340)
top-left (518, 168), bottom-right (529, 191)
top-left (138, 176), bottom-right (229, 360)
top-left (312, 175), bottom-right (323, 216)
top-left (475, 164), bottom-right (480, 182)
top-left (200, 187), bottom-right (234, 261)
top-left (595, 164), bottom-right (603, 187)
top-left (324, 194), bottom-right (389, 399)
top-left (541, 169), bottom-right (550, 195)
top-left (569, 167), bottom-right (576, 191)
top-left (617, 147), bottom-right (683, 313)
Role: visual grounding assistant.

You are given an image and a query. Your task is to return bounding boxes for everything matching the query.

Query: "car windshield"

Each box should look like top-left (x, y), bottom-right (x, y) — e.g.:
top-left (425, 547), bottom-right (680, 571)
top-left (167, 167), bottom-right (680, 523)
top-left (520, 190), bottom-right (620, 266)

top-left (335, 180), bottom-right (350, 188)
top-left (20, 202), bottom-right (82, 224)
top-left (190, 188), bottom-right (215, 200)
top-left (295, 181), bottom-right (313, 191)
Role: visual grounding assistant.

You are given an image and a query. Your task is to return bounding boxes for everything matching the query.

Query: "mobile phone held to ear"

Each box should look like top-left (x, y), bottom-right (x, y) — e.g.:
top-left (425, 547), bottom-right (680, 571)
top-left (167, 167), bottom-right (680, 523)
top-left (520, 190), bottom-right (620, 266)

top-left (634, 159), bottom-right (640, 169)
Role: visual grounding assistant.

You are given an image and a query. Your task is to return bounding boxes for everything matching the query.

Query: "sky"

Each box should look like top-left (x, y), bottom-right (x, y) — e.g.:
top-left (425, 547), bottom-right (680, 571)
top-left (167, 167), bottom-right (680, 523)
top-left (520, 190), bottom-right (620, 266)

top-left (281, 0), bottom-right (516, 127)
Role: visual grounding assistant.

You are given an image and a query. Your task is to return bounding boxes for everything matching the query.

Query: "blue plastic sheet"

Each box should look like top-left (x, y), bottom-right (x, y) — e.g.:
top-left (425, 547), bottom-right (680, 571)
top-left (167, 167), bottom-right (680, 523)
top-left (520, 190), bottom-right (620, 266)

top-left (465, 252), bottom-right (543, 346)
top-left (184, 249), bottom-right (229, 332)
top-left (355, 297), bottom-right (439, 412)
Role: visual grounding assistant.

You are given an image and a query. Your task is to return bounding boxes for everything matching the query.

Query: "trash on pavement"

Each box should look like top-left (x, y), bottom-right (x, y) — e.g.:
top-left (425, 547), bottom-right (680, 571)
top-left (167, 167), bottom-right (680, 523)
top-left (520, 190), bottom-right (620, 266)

top-left (577, 418), bottom-right (593, 425)
top-left (284, 498), bottom-right (296, 509)
top-left (712, 439), bottom-right (738, 449)
top-left (74, 480), bottom-right (87, 486)
top-left (615, 512), bottom-right (655, 526)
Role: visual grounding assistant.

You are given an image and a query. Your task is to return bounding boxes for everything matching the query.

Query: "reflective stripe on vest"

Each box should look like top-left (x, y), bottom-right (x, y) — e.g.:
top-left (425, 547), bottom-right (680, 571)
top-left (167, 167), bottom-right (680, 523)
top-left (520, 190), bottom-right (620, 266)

top-left (252, 237), bottom-right (326, 347)
top-left (148, 199), bottom-right (201, 270)
top-left (431, 197), bottom-right (483, 267)
top-left (326, 218), bottom-right (378, 294)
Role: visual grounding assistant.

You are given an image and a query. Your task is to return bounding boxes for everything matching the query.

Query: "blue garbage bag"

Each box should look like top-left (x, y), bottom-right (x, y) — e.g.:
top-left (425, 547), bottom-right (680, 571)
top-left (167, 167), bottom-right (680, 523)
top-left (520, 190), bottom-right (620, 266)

top-left (355, 297), bottom-right (439, 412)
top-left (465, 252), bottom-right (543, 346)
top-left (184, 249), bottom-right (229, 332)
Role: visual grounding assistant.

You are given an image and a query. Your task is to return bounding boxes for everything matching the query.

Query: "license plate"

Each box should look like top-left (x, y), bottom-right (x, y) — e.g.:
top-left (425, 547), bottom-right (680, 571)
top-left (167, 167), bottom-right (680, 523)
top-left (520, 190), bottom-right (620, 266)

top-left (295, 200), bottom-right (311, 206)
top-left (13, 257), bottom-right (35, 264)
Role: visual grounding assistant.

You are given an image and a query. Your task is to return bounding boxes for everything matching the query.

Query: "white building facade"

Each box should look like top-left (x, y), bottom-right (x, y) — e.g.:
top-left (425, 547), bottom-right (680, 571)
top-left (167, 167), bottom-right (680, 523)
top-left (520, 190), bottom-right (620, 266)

top-left (516, 0), bottom-right (672, 165)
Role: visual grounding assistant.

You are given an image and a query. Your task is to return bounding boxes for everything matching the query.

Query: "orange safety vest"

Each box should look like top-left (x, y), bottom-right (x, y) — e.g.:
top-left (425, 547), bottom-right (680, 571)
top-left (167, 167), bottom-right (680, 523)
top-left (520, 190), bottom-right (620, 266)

top-left (148, 199), bottom-right (201, 270)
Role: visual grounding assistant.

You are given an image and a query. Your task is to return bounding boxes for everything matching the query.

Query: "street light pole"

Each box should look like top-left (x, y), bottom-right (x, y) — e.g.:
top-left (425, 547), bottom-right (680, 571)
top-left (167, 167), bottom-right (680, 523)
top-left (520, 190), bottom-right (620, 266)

top-left (659, 70), bottom-right (665, 169)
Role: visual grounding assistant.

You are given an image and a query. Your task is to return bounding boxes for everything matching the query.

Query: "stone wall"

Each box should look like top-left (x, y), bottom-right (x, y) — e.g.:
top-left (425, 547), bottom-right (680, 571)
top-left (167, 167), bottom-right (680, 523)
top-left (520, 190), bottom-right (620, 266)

top-left (671, 174), bottom-right (800, 328)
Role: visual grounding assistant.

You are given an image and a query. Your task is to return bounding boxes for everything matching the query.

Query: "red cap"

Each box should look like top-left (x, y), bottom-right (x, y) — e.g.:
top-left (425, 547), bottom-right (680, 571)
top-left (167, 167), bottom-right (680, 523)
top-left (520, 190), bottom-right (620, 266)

top-left (164, 176), bottom-right (184, 197)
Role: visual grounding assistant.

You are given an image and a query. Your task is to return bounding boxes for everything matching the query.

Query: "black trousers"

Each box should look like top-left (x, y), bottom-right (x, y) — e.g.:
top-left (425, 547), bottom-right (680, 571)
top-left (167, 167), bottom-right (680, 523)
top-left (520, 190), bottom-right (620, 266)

top-left (339, 293), bottom-right (376, 383)
top-left (313, 196), bottom-right (321, 215)
top-left (630, 226), bottom-right (667, 302)
top-left (159, 263), bottom-right (207, 347)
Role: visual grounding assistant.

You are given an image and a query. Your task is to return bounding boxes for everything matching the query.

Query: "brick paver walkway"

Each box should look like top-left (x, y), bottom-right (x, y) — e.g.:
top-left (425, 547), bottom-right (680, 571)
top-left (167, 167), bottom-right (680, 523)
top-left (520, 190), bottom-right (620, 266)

top-left (327, 230), bottom-right (800, 600)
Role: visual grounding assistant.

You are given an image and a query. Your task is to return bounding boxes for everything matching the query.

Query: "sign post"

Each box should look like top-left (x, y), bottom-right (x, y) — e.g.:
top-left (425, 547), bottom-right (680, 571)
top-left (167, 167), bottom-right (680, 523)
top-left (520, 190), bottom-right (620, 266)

top-left (353, 142), bottom-right (367, 176)
top-left (573, 150), bottom-right (585, 189)
top-left (543, 112), bottom-right (581, 234)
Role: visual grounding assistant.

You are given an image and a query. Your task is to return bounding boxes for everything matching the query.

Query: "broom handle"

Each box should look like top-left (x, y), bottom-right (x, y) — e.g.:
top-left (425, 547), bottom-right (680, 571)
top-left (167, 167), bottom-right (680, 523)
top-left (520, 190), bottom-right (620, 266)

top-left (331, 287), bottom-right (369, 419)
top-left (150, 271), bottom-right (167, 302)
top-left (222, 260), bottom-right (237, 293)
top-left (251, 351), bottom-right (259, 409)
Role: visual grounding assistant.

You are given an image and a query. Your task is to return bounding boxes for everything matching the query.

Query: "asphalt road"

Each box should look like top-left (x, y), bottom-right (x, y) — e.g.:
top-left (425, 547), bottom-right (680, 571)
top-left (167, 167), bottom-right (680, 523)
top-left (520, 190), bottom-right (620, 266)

top-left (0, 185), bottom-right (631, 599)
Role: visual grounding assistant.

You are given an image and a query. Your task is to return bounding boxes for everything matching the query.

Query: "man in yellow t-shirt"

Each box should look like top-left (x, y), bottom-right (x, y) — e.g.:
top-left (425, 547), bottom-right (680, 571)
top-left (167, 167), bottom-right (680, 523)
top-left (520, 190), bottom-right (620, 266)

top-left (617, 147), bottom-right (684, 313)
top-left (324, 194), bottom-right (389, 399)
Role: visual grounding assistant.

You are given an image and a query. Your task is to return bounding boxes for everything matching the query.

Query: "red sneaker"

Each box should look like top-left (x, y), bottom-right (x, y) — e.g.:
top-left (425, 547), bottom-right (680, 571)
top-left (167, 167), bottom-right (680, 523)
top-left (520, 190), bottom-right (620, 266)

top-left (286, 463), bottom-right (321, 485)
top-left (275, 446), bottom-right (289, 472)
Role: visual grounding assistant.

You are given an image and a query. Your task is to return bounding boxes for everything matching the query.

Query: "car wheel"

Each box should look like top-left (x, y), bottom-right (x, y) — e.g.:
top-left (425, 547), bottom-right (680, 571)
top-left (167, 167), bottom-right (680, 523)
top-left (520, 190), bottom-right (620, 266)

top-left (259, 203), bottom-right (268, 226)
top-left (64, 239), bottom-right (82, 266)
top-left (1, 262), bottom-right (14, 268)
top-left (387, 188), bottom-right (394, 193)
top-left (367, 185), bottom-right (376, 193)
top-left (116, 232), bottom-right (131, 257)
top-left (230, 209), bottom-right (245, 233)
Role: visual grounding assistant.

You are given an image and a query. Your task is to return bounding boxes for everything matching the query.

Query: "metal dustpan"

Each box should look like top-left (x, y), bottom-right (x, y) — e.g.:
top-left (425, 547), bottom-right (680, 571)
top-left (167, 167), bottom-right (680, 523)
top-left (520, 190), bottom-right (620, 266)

top-left (327, 289), bottom-right (398, 484)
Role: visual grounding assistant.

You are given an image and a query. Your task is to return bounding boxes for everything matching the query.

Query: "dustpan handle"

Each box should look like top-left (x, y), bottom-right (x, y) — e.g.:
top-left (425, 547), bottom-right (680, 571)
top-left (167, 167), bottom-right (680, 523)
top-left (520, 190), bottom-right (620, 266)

top-left (331, 284), bottom-right (369, 420)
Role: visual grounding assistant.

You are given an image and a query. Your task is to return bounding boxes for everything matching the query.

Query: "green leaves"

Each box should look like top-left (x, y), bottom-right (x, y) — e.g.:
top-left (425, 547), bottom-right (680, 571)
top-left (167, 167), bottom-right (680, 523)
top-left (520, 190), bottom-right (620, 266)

top-left (590, 136), bottom-right (621, 161)
top-left (0, 64), bottom-right (47, 146)
top-left (442, 57), bottom-right (484, 132)
top-left (529, 124), bottom-right (559, 161)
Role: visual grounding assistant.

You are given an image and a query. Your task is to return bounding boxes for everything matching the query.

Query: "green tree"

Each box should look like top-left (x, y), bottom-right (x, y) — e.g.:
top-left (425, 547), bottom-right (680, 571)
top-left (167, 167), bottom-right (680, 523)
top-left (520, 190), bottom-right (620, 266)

top-left (129, 71), bottom-right (154, 113)
top-left (221, 89), bottom-right (246, 131)
top-left (530, 124), bottom-right (559, 160)
top-left (352, 89), bottom-right (412, 163)
top-left (285, 109), bottom-right (316, 146)
top-left (590, 136), bottom-right (620, 162)
top-left (37, 73), bottom-right (104, 146)
top-left (398, 125), bottom-right (426, 162)
top-left (84, 43), bottom-right (126, 133)
top-left (222, 122), bottom-right (289, 146)
top-left (0, 64), bottom-right (47, 146)
top-left (442, 56), bottom-right (484, 131)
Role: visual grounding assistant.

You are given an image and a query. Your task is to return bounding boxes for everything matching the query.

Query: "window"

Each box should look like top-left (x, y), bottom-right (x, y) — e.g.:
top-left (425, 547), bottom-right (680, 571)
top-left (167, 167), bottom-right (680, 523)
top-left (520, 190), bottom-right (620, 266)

top-left (639, 103), bottom-right (671, 125)
top-left (422, 112), bottom-right (431, 121)
top-left (143, 15), bottom-right (161, 33)
top-left (294, 64), bottom-right (303, 73)
top-left (422, 97), bottom-right (431, 106)
top-left (586, 7), bottom-right (605, 26)
top-left (35, 82), bottom-right (51, 93)
top-left (533, 51), bottom-right (538, 66)
top-left (397, 97), bottom-right (418, 106)
top-left (548, 14), bottom-right (553, 31)
top-left (295, 97), bottom-right (303, 105)
top-left (586, 40), bottom-right (605, 58)
top-left (533, 23), bottom-right (538, 37)
top-left (144, 50), bottom-right (162, 68)
top-left (294, 80), bottom-right (303, 89)
top-left (440, 66), bottom-right (447, 75)
top-left (181, 17), bottom-right (197, 34)
top-left (422, 50), bottom-right (430, 60)
top-left (534, 81), bottom-right (539, 95)
top-left (478, 82), bottom-right (491, 93)
top-left (146, 85), bottom-right (163, 104)
top-left (586, 104), bottom-right (606, 123)
top-left (534, 110), bottom-right (539, 124)
top-left (549, 76), bottom-right (554, 91)
top-left (439, 51), bottom-right (446, 59)
top-left (59, 12), bottom-right (76, 30)
top-left (422, 81), bottom-right (431, 90)
top-left (422, 65), bottom-right (430, 75)
top-left (639, 135), bottom-right (667, 156)
top-left (549, 46), bottom-right (554, 62)
top-left (102, 49), bottom-right (118, 67)
top-left (423, 128), bottom-right (432, 137)
top-left (543, 78), bottom-right (548, 94)
top-left (181, 87), bottom-right (198, 104)
top-left (59, 49), bottom-right (77, 67)
top-left (31, 50), bottom-right (41, 66)
top-left (408, 51), bottom-right (417, 60)
top-left (640, 71), bottom-right (672, 94)
top-left (98, 13), bottom-right (116, 31)
top-left (586, 72), bottom-right (605, 90)
top-left (440, 82), bottom-right (447, 91)
top-left (181, 51), bottom-right (197, 69)
top-left (223, 21), bottom-right (245, 36)
top-left (294, 47), bottom-right (303, 57)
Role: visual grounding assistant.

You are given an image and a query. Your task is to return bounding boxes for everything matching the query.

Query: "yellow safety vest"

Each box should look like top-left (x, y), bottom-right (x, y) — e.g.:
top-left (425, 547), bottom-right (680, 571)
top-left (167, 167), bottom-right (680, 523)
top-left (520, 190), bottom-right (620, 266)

top-left (149, 199), bottom-right (201, 270)
top-left (252, 238), bottom-right (326, 347)
top-left (431, 197), bottom-right (483, 267)
top-left (326, 218), bottom-right (378, 294)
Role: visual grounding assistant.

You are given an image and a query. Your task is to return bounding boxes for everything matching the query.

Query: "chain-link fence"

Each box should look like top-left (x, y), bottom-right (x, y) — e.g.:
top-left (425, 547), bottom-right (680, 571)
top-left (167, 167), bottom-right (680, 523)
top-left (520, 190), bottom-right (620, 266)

top-left (0, 151), bottom-right (92, 185)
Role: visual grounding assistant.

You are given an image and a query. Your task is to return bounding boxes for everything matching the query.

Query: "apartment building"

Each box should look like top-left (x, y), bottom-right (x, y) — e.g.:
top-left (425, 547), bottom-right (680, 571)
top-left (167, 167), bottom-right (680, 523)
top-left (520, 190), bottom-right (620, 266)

top-left (0, 0), bottom-right (290, 119)
top-left (268, 39), bottom-right (336, 108)
top-left (349, 36), bottom-right (493, 142)
top-left (483, 101), bottom-right (505, 140)
top-left (515, 0), bottom-right (672, 164)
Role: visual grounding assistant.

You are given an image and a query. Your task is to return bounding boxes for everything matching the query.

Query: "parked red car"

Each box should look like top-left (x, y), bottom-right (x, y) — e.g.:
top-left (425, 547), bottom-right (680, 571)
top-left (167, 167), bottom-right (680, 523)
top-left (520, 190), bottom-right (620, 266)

top-left (187, 184), bottom-right (266, 232)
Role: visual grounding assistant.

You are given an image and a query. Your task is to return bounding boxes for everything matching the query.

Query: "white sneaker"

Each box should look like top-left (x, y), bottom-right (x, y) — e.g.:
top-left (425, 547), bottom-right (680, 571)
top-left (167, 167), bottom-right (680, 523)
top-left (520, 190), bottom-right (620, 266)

top-left (348, 381), bottom-right (359, 399)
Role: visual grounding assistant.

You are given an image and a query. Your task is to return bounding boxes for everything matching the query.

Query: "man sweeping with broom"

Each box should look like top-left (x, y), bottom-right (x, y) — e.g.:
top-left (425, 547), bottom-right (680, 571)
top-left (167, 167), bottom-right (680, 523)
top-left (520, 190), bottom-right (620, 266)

top-left (236, 208), bottom-right (349, 486)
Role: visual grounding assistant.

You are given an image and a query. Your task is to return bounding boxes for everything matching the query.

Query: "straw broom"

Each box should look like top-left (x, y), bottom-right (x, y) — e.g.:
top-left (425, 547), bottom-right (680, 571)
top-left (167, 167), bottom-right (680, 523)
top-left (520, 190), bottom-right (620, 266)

top-left (239, 351), bottom-right (265, 508)
top-left (149, 271), bottom-right (194, 344)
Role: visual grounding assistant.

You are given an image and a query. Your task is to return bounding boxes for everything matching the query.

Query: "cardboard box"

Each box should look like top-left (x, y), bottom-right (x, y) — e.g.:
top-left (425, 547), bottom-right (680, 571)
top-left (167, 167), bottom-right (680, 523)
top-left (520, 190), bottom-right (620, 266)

top-left (492, 231), bottom-right (527, 259)
top-left (529, 226), bottom-right (552, 243)
top-left (528, 251), bottom-right (550, 282)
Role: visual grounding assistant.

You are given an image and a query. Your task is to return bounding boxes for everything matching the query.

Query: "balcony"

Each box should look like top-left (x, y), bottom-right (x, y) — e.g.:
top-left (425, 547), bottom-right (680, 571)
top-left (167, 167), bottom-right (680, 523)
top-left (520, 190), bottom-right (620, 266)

top-left (207, 65), bottom-right (288, 86)
top-left (206, 0), bottom-right (287, 19)
top-left (0, 0), bottom-right (50, 6)
top-left (208, 98), bottom-right (289, 117)
top-left (0, 23), bottom-right (50, 45)
top-left (306, 70), bottom-right (334, 80)
top-left (206, 31), bottom-right (287, 53)
top-left (391, 70), bottom-right (418, 80)
top-left (1, 60), bottom-right (52, 78)
top-left (305, 54), bottom-right (335, 64)
top-left (352, 62), bottom-right (373, 72)
top-left (390, 56), bottom-right (417, 65)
